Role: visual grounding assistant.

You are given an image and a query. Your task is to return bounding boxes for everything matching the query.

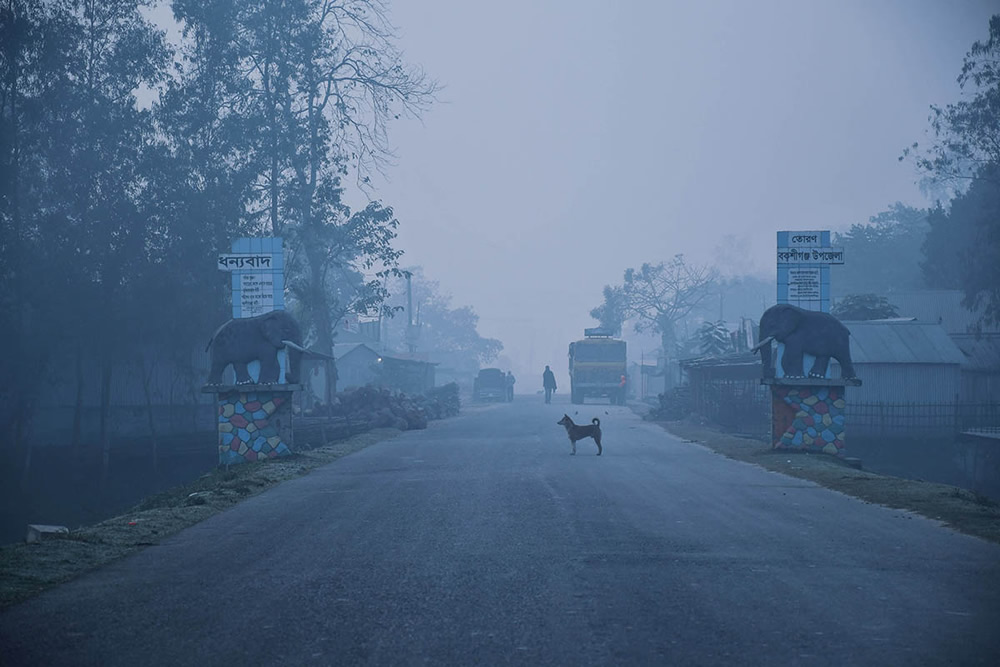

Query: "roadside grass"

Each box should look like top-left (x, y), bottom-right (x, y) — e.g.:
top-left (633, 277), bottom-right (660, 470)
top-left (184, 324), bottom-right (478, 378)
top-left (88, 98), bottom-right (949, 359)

top-left (0, 427), bottom-right (404, 611)
top-left (657, 419), bottom-right (1000, 545)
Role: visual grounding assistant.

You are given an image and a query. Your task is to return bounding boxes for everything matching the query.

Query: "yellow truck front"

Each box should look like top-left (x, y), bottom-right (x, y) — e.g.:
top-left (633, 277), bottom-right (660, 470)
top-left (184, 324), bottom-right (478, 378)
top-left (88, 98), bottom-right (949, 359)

top-left (568, 329), bottom-right (627, 405)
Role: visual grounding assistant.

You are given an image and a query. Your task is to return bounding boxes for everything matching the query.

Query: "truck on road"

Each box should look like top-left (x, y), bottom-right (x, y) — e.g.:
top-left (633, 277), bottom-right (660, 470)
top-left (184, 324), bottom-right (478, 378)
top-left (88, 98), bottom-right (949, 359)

top-left (473, 368), bottom-right (510, 402)
top-left (568, 328), bottom-right (627, 405)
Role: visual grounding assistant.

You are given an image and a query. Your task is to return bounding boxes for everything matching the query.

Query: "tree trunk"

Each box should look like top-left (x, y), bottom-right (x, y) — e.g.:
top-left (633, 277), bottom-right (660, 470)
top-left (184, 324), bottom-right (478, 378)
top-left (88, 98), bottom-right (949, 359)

top-left (98, 354), bottom-right (113, 492)
top-left (17, 402), bottom-right (32, 494)
top-left (659, 319), bottom-right (677, 363)
top-left (72, 349), bottom-right (84, 463)
top-left (8, 2), bottom-right (29, 495)
top-left (313, 291), bottom-right (336, 402)
top-left (140, 354), bottom-right (159, 477)
top-left (659, 320), bottom-right (678, 390)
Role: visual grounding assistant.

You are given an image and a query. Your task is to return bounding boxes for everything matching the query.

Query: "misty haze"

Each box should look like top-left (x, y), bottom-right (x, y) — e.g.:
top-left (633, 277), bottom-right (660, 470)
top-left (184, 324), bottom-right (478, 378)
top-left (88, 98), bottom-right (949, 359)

top-left (2, 1), bottom-right (1000, 665)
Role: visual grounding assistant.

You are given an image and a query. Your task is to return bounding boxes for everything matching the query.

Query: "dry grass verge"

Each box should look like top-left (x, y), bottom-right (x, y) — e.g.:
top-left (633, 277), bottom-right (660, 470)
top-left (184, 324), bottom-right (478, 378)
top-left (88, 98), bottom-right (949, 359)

top-left (0, 428), bottom-right (403, 610)
top-left (658, 420), bottom-right (1000, 545)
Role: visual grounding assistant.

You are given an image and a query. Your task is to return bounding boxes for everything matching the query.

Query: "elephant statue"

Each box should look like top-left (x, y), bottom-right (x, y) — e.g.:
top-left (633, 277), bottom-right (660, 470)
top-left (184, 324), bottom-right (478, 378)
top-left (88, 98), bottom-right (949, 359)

top-left (751, 304), bottom-right (857, 379)
top-left (206, 310), bottom-right (310, 385)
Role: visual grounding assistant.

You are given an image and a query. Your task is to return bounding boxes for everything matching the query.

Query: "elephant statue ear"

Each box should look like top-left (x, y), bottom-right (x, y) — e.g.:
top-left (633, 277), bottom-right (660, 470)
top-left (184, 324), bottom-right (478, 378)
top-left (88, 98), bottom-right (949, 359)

top-left (261, 311), bottom-right (285, 348)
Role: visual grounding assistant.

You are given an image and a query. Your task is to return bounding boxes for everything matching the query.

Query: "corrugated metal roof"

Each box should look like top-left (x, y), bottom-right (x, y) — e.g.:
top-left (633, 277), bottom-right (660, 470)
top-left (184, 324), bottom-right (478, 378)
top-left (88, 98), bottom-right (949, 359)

top-left (885, 289), bottom-right (1000, 334)
top-left (333, 343), bottom-right (379, 360)
top-left (844, 321), bottom-right (966, 365)
top-left (679, 352), bottom-right (759, 369)
top-left (951, 334), bottom-right (1000, 371)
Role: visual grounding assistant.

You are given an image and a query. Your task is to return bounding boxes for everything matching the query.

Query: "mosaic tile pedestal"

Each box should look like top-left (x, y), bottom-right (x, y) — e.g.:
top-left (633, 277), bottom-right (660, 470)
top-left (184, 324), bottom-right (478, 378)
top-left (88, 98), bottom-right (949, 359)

top-left (202, 384), bottom-right (302, 466)
top-left (762, 378), bottom-right (861, 457)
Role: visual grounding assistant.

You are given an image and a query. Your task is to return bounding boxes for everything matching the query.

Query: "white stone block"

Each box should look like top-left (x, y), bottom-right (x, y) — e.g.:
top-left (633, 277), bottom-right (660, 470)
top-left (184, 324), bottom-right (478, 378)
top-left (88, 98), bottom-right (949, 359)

top-left (26, 524), bottom-right (69, 543)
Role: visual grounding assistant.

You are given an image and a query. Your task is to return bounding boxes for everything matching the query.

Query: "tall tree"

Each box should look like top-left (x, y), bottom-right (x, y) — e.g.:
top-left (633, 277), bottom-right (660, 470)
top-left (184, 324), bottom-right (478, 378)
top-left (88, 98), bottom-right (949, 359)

top-left (902, 15), bottom-right (1000, 188)
top-left (906, 14), bottom-right (1000, 329)
top-left (0, 0), bottom-right (60, 482)
top-left (1, 0), bottom-right (171, 486)
top-left (589, 285), bottom-right (627, 334)
top-left (697, 320), bottom-right (731, 356)
top-left (287, 195), bottom-right (405, 398)
top-left (598, 255), bottom-right (719, 363)
top-left (56, 0), bottom-right (170, 486)
top-left (831, 203), bottom-right (928, 297)
top-left (171, 0), bottom-right (435, 368)
top-left (921, 172), bottom-right (1000, 330)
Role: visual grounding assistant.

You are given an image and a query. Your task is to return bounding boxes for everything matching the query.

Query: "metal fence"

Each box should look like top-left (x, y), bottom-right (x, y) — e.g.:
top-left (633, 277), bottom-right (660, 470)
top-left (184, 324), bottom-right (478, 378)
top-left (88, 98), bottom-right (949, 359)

top-left (691, 379), bottom-right (770, 439)
top-left (686, 377), bottom-right (1000, 439)
top-left (846, 402), bottom-right (1000, 436)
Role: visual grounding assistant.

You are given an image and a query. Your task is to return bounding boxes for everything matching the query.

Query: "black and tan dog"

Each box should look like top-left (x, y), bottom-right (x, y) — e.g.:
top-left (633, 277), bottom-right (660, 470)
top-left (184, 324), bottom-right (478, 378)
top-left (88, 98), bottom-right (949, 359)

top-left (557, 415), bottom-right (602, 456)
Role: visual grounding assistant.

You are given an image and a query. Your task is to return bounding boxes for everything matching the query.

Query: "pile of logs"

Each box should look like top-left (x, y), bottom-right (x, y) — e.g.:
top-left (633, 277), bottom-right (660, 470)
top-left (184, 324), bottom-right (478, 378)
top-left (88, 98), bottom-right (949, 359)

top-left (298, 383), bottom-right (461, 444)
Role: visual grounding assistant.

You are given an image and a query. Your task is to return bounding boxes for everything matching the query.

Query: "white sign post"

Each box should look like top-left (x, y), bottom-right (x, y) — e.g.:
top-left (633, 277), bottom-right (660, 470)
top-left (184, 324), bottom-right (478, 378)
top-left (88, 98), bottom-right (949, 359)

top-left (217, 239), bottom-right (284, 319)
top-left (216, 238), bottom-right (286, 382)
top-left (237, 273), bottom-right (275, 317)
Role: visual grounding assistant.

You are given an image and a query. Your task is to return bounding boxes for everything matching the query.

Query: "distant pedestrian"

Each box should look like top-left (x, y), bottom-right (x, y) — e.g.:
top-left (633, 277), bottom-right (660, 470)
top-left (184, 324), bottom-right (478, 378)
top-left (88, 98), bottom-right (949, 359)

top-left (506, 371), bottom-right (516, 402)
top-left (543, 365), bottom-right (557, 404)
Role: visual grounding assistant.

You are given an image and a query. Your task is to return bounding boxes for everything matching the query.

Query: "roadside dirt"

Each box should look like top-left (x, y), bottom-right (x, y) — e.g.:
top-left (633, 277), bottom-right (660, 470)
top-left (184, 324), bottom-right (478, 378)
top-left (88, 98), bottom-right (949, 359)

top-left (657, 419), bottom-right (1000, 545)
top-left (0, 428), bottom-right (403, 610)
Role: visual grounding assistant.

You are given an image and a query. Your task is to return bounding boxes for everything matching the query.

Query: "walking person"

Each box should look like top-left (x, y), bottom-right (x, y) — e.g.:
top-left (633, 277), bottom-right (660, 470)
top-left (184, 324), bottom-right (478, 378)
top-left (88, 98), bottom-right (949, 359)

top-left (543, 365), bottom-right (557, 404)
top-left (506, 371), bottom-right (516, 402)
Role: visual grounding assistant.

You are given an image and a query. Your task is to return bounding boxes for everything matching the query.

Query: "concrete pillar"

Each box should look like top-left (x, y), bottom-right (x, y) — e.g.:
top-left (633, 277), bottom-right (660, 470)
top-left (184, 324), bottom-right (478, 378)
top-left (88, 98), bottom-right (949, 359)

top-left (763, 378), bottom-right (861, 457)
top-left (203, 384), bottom-right (301, 465)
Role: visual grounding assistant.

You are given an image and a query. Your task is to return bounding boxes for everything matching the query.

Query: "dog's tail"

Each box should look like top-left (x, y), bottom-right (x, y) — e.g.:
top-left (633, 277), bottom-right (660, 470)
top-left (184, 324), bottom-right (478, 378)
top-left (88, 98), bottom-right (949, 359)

top-left (592, 417), bottom-right (600, 426)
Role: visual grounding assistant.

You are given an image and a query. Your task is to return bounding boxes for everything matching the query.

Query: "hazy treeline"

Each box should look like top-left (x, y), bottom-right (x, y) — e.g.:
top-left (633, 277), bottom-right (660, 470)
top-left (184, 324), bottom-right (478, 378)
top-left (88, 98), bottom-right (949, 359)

top-left (0, 1), bottom-right (434, 466)
top-left (845, 15), bottom-right (1000, 327)
top-left (379, 267), bottom-right (503, 373)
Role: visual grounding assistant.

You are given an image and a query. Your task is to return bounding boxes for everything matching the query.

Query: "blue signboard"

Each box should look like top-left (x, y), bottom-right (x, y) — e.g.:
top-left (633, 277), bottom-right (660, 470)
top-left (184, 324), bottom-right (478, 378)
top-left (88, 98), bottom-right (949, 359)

top-left (774, 230), bottom-right (845, 378)
top-left (776, 230), bottom-right (841, 313)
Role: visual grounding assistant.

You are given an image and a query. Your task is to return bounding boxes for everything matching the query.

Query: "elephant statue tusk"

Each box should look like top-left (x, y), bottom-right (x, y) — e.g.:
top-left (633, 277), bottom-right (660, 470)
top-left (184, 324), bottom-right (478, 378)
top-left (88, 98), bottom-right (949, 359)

top-left (751, 335), bottom-right (774, 354)
top-left (281, 340), bottom-right (309, 353)
top-left (282, 340), bottom-right (336, 361)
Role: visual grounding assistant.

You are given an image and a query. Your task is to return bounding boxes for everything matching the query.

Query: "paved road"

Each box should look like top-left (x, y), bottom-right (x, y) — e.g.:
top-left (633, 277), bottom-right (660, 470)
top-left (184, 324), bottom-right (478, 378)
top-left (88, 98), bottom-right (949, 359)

top-left (2, 396), bottom-right (999, 666)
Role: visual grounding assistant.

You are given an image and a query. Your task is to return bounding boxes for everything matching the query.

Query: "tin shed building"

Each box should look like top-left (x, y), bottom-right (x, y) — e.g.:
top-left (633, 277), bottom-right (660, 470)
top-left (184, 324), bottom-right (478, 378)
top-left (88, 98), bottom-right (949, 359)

top-left (839, 320), bottom-right (965, 404)
top-left (837, 320), bottom-right (966, 435)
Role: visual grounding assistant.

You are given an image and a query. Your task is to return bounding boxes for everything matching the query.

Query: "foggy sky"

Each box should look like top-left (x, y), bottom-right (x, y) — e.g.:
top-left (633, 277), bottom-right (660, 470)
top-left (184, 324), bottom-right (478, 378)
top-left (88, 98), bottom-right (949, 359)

top-left (373, 0), bottom-right (998, 387)
top-left (148, 1), bottom-right (999, 388)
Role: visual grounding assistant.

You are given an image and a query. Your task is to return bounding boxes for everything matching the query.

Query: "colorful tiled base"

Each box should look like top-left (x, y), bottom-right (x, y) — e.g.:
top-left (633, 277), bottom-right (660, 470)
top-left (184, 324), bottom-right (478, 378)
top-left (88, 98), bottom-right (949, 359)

top-left (217, 391), bottom-right (292, 465)
top-left (771, 385), bottom-right (847, 457)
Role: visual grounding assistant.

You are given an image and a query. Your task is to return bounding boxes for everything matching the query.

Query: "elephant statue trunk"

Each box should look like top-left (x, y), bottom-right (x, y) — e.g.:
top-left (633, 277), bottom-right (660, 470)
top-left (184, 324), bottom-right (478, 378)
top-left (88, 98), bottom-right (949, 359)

top-left (206, 310), bottom-right (306, 385)
top-left (750, 335), bottom-right (774, 354)
top-left (755, 304), bottom-right (857, 380)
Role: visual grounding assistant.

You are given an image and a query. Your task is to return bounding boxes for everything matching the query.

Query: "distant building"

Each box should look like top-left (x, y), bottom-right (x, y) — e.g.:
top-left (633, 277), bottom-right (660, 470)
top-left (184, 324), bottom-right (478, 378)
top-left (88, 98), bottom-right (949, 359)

top-left (951, 334), bottom-right (1000, 404)
top-left (330, 343), bottom-right (382, 391)
top-left (838, 320), bottom-right (965, 404)
top-left (302, 342), bottom-right (436, 402)
top-left (428, 350), bottom-right (479, 393)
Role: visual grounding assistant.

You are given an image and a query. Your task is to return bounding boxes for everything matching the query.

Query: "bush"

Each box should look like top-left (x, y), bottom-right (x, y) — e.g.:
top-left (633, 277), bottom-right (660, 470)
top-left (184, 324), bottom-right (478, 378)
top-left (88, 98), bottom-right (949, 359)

top-left (308, 382), bottom-right (461, 432)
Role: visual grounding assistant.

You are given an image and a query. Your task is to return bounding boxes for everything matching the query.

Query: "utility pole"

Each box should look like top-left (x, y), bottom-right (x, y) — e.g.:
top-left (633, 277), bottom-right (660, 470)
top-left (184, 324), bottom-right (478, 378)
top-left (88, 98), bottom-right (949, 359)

top-left (406, 274), bottom-right (417, 355)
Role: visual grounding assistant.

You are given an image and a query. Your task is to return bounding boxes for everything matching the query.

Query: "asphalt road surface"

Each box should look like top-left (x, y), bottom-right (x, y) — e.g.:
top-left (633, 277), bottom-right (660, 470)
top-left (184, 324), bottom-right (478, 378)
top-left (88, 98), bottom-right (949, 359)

top-left (2, 395), bottom-right (999, 666)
